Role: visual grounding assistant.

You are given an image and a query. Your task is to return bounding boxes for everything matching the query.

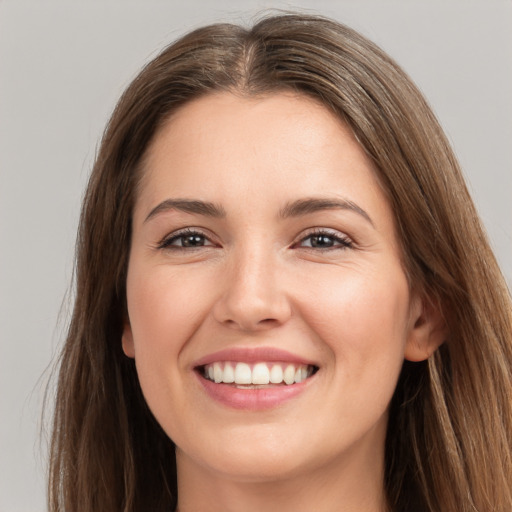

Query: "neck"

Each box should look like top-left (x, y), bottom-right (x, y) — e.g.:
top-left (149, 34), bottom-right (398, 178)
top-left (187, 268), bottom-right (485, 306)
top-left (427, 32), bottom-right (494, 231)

top-left (175, 441), bottom-right (388, 512)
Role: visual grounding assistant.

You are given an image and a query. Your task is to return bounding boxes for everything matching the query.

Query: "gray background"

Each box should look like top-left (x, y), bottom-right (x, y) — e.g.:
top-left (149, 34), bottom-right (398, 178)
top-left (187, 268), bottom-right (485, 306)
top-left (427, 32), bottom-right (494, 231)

top-left (1, 1), bottom-right (510, 510)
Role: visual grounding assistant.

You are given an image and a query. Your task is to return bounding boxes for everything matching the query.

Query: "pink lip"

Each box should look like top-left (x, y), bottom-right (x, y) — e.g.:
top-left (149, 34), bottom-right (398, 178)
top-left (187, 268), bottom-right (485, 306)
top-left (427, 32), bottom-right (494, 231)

top-left (192, 347), bottom-right (318, 411)
top-left (192, 347), bottom-right (315, 367)
top-left (195, 372), bottom-right (315, 410)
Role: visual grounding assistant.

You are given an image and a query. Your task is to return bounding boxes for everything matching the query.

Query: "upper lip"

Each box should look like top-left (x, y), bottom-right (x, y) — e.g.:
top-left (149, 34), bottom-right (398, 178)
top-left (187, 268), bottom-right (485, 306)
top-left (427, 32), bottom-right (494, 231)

top-left (192, 347), bottom-right (318, 368)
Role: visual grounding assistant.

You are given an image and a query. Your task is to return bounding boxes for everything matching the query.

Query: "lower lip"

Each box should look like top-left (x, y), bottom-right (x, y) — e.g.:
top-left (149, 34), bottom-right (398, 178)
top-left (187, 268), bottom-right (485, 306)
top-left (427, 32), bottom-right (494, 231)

top-left (196, 372), bottom-right (314, 410)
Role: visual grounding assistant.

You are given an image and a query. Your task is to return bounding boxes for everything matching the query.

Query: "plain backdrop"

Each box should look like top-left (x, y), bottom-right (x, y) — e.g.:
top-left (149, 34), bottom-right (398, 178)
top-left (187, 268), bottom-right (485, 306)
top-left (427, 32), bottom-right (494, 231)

top-left (0, 1), bottom-right (510, 510)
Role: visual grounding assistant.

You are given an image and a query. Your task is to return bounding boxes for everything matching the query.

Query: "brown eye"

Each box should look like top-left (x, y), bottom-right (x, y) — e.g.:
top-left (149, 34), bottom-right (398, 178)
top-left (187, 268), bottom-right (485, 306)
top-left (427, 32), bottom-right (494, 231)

top-left (179, 234), bottom-right (207, 247)
top-left (299, 231), bottom-right (352, 250)
top-left (159, 230), bottom-right (214, 249)
top-left (309, 234), bottom-right (336, 248)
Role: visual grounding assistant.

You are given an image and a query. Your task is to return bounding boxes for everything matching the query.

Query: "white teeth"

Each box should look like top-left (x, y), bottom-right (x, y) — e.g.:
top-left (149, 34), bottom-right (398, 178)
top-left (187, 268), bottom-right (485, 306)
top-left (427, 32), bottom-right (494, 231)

top-left (252, 363), bottom-right (270, 385)
top-left (234, 362), bottom-right (252, 384)
top-left (203, 361), bottom-right (314, 386)
top-left (269, 364), bottom-right (283, 384)
top-left (213, 362), bottom-right (223, 383)
top-left (283, 364), bottom-right (296, 385)
top-left (223, 362), bottom-right (235, 383)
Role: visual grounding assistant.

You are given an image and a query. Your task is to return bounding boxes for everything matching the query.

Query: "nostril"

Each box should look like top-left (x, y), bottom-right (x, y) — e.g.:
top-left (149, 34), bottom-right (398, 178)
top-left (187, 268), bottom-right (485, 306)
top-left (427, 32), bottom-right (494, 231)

top-left (259, 318), bottom-right (279, 324)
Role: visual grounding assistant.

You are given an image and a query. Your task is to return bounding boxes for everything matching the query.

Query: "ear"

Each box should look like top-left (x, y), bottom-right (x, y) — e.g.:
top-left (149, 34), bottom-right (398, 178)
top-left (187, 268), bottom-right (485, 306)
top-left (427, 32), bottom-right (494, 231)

top-left (121, 320), bottom-right (135, 358)
top-left (405, 293), bottom-right (447, 362)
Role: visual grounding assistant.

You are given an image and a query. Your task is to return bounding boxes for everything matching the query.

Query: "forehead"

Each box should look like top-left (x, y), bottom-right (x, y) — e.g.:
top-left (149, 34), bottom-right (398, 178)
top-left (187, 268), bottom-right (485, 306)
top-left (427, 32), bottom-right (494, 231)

top-left (136, 91), bottom-right (391, 228)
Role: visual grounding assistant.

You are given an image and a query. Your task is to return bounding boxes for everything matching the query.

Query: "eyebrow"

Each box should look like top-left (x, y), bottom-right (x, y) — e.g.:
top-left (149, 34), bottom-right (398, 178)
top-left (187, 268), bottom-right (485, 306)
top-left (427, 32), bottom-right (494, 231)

top-left (144, 196), bottom-right (373, 226)
top-left (279, 197), bottom-right (374, 226)
top-left (144, 199), bottom-right (226, 223)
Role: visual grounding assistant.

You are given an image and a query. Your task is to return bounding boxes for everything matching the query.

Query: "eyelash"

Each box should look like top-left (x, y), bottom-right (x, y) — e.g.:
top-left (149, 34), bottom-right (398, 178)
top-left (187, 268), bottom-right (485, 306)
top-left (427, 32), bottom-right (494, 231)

top-left (157, 228), bottom-right (214, 250)
top-left (157, 228), bottom-right (353, 251)
top-left (295, 228), bottom-right (353, 250)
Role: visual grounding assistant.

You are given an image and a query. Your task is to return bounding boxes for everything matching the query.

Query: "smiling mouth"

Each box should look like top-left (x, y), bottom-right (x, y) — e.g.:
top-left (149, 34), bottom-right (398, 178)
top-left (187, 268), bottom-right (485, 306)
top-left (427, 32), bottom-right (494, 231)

top-left (197, 361), bottom-right (318, 387)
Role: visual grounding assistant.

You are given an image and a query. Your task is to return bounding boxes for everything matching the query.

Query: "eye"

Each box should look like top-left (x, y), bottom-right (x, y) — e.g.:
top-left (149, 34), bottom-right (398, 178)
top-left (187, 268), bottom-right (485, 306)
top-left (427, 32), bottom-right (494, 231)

top-left (158, 229), bottom-right (215, 249)
top-left (297, 230), bottom-right (353, 250)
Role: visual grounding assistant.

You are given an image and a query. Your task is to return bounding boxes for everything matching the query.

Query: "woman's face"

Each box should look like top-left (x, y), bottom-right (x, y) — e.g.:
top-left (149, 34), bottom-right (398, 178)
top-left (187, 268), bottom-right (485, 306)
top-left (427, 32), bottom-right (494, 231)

top-left (123, 92), bottom-right (432, 484)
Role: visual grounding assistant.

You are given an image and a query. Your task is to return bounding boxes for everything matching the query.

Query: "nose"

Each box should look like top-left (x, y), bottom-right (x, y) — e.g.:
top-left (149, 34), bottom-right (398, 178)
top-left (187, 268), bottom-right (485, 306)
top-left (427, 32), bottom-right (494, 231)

top-left (212, 245), bottom-right (292, 332)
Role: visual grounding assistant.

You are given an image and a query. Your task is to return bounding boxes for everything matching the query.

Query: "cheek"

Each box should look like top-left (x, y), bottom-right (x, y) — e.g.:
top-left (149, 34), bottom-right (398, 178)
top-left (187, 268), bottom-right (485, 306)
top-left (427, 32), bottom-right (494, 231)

top-left (125, 263), bottom-right (217, 432)
top-left (298, 267), bottom-right (411, 449)
top-left (127, 264), bottom-right (212, 355)
top-left (297, 265), bottom-right (410, 379)
top-left (125, 263), bottom-right (214, 400)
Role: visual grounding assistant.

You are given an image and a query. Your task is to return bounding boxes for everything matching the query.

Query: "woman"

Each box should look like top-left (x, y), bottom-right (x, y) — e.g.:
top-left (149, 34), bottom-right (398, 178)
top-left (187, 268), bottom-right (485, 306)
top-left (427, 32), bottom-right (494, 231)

top-left (48, 13), bottom-right (512, 512)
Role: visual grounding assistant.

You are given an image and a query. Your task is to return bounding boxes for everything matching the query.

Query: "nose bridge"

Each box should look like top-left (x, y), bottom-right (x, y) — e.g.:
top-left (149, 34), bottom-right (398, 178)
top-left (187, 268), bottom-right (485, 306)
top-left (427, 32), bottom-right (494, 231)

top-left (213, 238), bottom-right (291, 330)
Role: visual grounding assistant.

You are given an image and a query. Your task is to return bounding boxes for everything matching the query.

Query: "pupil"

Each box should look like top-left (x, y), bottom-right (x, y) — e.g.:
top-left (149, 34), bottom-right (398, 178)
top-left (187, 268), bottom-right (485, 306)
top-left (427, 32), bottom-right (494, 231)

top-left (183, 235), bottom-right (204, 247)
top-left (311, 235), bottom-right (333, 247)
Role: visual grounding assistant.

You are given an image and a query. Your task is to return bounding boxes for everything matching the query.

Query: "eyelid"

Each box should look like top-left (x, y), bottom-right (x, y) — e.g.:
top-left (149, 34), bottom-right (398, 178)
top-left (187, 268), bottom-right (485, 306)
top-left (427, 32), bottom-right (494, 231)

top-left (156, 227), bottom-right (217, 249)
top-left (293, 227), bottom-right (354, 249)
top-left (155, 226), bottom-right (353, 251)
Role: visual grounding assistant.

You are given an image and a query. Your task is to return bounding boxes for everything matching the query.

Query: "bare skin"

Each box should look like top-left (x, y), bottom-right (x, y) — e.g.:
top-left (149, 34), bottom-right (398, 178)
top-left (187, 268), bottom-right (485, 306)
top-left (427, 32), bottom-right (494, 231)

top-left (122, 92), bottom-right (444, 512)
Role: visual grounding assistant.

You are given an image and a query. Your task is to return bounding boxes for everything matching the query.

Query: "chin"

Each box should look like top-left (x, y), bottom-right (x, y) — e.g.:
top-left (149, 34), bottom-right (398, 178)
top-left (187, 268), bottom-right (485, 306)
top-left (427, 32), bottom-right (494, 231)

top-left (173, 422), bottom-right (317, 483)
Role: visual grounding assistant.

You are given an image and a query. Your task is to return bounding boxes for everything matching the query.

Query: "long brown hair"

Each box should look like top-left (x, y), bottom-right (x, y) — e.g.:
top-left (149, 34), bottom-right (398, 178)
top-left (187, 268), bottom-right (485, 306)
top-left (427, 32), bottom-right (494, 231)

top-left (48, 13), bottom-right (512, 512)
